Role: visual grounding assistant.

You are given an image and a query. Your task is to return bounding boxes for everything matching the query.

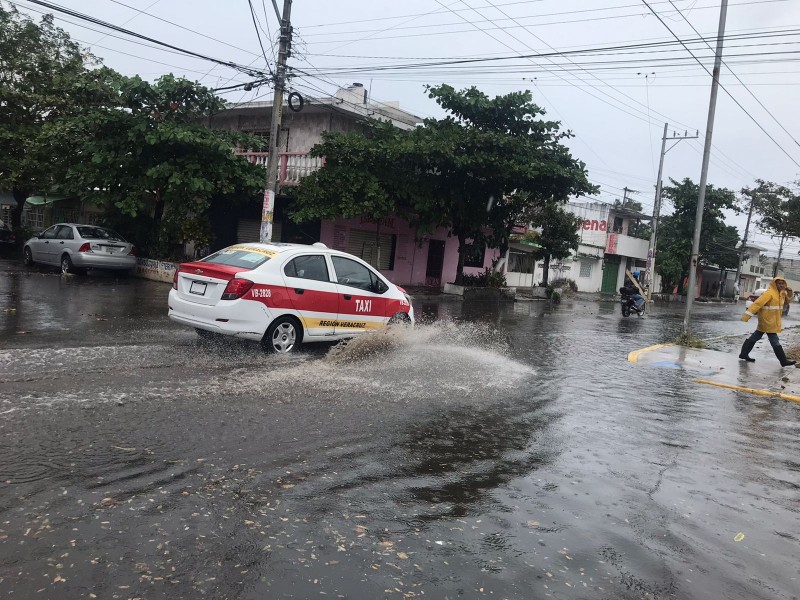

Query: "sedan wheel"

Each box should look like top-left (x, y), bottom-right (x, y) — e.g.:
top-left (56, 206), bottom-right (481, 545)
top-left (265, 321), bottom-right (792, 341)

top-left (61, 254), bottom-right (73, 275)
top-left (264, 317), bottom-right (301, 353)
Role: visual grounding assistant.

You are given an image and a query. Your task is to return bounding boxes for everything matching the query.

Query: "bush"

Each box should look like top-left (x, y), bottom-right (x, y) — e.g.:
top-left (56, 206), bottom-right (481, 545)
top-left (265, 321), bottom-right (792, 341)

top-left (549, 278), bottom-right (578, 292)
top-left (461, 268), bottom-right (507, 288)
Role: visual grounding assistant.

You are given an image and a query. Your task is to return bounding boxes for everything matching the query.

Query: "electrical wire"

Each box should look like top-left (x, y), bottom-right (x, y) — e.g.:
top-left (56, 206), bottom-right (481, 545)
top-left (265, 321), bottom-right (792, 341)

top-left (19, 0), bottom-right (271, 77)
top-left (247, 0), bottom-right (274, 75)
top-left (641, 0), bottom-right (800, 169)
top-left (667, 0), bottom-right (800, 150)
top-left (299, 0), bottom-right (787, 45)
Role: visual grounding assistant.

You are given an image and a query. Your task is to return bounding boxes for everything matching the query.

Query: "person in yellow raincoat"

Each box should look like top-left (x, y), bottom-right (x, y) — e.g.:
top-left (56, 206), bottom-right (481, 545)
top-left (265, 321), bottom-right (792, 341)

top-left (739, 276), bottom-right (796, 366)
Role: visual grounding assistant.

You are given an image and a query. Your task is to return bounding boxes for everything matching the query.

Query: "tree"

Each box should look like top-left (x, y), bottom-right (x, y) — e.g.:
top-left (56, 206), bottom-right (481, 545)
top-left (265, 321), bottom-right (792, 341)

top-left (291, 85), bottom-right (595, 283)
top-left (743, 179), bottom-right (800, 277)
top-left (528, 201), bottom-right (583, 286)
top-left (0, 4), bottom-right (116, 229)
top-left (288, 120), bottom-right (422, 266)
top-left (655, 178), bottom-right (740, 293)
top-left (52, 74), bottom-right (266, 255)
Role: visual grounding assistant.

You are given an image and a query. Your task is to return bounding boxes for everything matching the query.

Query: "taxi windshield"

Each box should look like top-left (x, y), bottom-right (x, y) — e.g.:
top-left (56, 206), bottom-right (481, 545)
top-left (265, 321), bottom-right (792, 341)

top-left (202, 248), bottom-right (271, 269)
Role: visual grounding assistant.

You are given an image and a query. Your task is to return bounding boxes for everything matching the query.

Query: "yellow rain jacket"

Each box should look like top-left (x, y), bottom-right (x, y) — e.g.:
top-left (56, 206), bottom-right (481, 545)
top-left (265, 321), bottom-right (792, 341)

top-left (741, 276), bottom-right (787, 333)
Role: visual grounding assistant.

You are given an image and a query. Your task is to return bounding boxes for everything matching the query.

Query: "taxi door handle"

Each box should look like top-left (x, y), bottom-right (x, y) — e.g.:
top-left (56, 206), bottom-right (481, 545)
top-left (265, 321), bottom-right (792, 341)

top-left (343, 295), bottom-right (352, 300)
top-left (294, 288), bottom-right (304, 295)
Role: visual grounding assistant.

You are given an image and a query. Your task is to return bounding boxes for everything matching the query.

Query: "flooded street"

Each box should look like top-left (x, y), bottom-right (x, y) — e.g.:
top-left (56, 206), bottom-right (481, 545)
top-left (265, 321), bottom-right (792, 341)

top-left (1, 260), bottom-right (798, 599)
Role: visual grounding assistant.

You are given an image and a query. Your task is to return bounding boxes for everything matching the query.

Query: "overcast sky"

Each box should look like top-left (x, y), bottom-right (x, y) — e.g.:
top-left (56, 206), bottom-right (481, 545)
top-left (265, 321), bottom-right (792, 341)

top-left (10, 0), bottom-right (800, 256)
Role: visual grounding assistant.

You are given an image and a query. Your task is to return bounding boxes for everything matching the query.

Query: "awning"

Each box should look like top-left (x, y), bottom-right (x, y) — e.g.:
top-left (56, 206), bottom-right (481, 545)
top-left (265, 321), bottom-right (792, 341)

top-left (510, 241), bottom-right (541, 253)
top-left (25, 195), bottom-right (71, 206)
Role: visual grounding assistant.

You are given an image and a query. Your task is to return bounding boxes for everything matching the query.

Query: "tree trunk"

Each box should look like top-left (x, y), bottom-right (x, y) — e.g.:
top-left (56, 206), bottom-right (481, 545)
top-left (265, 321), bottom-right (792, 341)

top-left (542, 255), bottom-right (551, 286)
top-left (153, 193), bottom-right (166, 228)
top-left (495, 236), bottom-right (509, 273)
top-left (454, 232), bottom-right (466, 285)
top-left (11, 188), bottom-right (28, 230)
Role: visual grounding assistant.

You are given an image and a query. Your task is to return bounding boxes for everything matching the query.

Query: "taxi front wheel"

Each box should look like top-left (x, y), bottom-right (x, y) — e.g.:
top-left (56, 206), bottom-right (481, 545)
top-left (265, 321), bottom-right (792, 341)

top-left (263, 316), bottom-right (302, 353)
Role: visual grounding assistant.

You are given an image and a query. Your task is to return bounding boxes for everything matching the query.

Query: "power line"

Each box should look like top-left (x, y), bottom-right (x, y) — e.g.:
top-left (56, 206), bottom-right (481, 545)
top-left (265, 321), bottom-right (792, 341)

top-left (298, 0), bottom-right (787, 45)
top-left (667, 0), bottom-right (800, 151)
top-left (101, 0), bottom-right (263, 58)
top-left (247, 0), bottom-right (273, 75)
top-left (19, 0), bottom-right (270, 77)
top-left (641, 0), bottom-right (800, 169)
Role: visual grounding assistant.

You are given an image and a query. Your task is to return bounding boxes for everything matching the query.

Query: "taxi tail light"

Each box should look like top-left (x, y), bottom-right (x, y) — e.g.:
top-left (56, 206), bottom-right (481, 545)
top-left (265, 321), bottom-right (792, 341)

top-left (128, 246), bottom-right (137, 256)
top-left (78, 242), bottom-right (91, 252)
top-left (172, 269), bottom-right (179, 290)
top-left (221, 278), bottom-right (254, 300)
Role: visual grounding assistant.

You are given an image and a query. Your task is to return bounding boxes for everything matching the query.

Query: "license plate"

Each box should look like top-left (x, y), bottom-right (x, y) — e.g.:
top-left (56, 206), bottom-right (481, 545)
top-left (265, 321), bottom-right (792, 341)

top-left (189, 281), bottom-right (207, 296)
top-left (104, 246), bottom-right (116, 254)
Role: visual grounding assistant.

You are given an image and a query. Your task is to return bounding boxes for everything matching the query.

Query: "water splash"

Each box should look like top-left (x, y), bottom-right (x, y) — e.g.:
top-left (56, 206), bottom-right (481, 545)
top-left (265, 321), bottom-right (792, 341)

top-left (235, 320), bottom-right (535, 403)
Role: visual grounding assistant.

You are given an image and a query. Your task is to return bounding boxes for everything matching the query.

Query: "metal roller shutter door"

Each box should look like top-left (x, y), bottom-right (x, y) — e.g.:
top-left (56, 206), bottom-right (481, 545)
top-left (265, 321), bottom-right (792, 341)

top-left (237, 219), bottom-right (281, 244)
top-left (346, 229), bottom-right (394, 270)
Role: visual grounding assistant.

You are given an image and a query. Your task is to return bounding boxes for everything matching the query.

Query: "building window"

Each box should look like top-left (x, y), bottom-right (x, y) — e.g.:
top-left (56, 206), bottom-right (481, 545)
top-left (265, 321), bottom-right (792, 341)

top-left (463, 243), bottom-right (486, 268)
top-left (508, 251), bottom-right (535, 273)
top-left (579, 261), bottom-right (592, 278)
top-left (23, 207), bottom-right (44, 230)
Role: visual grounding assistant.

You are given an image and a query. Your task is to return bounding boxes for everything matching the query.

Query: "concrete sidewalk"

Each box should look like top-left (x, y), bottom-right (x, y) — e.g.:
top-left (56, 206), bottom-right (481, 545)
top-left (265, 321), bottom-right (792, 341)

top-left (629, 328), bottom-right (800, 404)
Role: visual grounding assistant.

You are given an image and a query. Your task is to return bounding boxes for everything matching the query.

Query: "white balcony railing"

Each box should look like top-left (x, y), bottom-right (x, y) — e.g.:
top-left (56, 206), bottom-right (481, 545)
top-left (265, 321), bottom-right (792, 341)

top-left (235, 152), bottom-right (325, 185)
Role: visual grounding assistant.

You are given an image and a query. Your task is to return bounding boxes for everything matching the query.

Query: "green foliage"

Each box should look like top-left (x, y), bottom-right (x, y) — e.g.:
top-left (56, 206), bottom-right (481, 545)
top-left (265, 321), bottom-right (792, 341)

top-left (0, 5), bottom-right (264, 254)
top-left (460, 268), bottom-right (507, 288)
top-left (655, 178), bottom-right (740, 292)
top-left (549, 278), bottom-right (578, 292)
top-left (291, 85), bottom-right (596, 283)
top-left (528, 202), bottom-right (583, 286)
top-left (0, 4), bottom-right (116, 229)
top-left (675, 334), bottom-right (705, 348)
top-left (745, 179), bottom-right (800, 241)
top-left (53, 74), bottom-right (266, 251)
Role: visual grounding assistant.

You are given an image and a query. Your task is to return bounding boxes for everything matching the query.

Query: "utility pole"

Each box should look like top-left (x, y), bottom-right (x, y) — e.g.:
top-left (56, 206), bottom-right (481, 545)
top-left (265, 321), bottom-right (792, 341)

top-left (733, 195), bottom-right (754, 300)
top-left (260, 0), bottom-right (293, 243)
top-left (644, 123), bottom-right (699, 302)
top-left (682, 0), bottom-right (728, 337)
top-left (774, 234), bottom-right (786, 277)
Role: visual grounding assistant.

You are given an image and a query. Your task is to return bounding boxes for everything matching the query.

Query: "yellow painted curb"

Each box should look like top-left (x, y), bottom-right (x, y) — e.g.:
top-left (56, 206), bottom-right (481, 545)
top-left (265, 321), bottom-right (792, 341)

top-left (627, 343), bottom-right (673, 363)
top-left (693, 379), bottom-right (800, 404)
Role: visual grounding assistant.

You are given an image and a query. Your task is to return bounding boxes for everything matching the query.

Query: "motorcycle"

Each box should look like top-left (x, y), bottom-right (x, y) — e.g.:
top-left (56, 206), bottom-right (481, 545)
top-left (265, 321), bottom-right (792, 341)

top-left (620, 292), bottom-right (645, 317)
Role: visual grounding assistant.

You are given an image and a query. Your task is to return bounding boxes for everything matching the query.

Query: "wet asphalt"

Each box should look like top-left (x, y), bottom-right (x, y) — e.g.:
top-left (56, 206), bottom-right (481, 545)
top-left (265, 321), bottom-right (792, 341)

top-left (0, 258), bottom-right (798, 600)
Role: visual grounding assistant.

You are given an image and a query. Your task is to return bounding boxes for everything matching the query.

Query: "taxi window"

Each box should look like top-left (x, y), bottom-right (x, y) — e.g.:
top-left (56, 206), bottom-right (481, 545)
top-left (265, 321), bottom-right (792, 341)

top-left (202, 249), bottom-right (270, 269)
top-left (284, 255), bottom-right (329, 282)
top-left (332, 256), bottom-right (386, 293)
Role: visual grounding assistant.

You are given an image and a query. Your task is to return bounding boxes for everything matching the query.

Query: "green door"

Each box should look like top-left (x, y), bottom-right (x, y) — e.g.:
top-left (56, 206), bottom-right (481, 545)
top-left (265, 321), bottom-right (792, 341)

top-left (601, 260), bottom-right (620, 294)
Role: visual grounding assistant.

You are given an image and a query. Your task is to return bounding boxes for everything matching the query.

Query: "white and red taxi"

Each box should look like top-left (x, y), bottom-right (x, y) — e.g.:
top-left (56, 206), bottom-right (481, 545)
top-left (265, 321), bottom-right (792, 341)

top-left (168, 242), bottom-right (414, 352)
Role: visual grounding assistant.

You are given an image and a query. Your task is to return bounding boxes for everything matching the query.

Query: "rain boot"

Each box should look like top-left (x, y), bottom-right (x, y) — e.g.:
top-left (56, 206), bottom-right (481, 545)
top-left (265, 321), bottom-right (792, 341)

top-left (773, 344), bottom-right (796, 367)
top-left (739, 337), bottom-right (756, 362)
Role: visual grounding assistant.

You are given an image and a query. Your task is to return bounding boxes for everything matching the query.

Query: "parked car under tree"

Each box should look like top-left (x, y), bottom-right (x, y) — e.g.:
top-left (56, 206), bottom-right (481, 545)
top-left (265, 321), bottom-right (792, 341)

top-left (23, 223), bottom-right (137, 274)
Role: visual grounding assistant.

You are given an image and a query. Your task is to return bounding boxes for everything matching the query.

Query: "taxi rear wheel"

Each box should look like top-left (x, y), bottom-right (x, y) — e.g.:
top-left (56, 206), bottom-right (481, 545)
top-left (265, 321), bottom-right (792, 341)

top-left (263, 316), bottom-right (302, 353)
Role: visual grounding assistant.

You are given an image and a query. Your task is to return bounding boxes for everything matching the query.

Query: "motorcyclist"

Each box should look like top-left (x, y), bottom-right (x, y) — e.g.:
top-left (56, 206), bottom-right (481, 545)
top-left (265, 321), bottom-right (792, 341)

top-left (620, 274), bottom-right (645, 312)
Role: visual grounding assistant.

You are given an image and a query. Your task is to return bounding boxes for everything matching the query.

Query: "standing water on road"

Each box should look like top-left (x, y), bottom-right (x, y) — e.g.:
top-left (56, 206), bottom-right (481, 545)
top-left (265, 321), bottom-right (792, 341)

top-left (0, 264), bottom-right (798, 600)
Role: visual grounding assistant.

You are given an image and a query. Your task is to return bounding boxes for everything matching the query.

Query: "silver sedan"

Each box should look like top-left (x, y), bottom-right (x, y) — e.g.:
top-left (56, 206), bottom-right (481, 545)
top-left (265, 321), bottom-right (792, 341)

top-left (24, 223), bottom-right (137, 274)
